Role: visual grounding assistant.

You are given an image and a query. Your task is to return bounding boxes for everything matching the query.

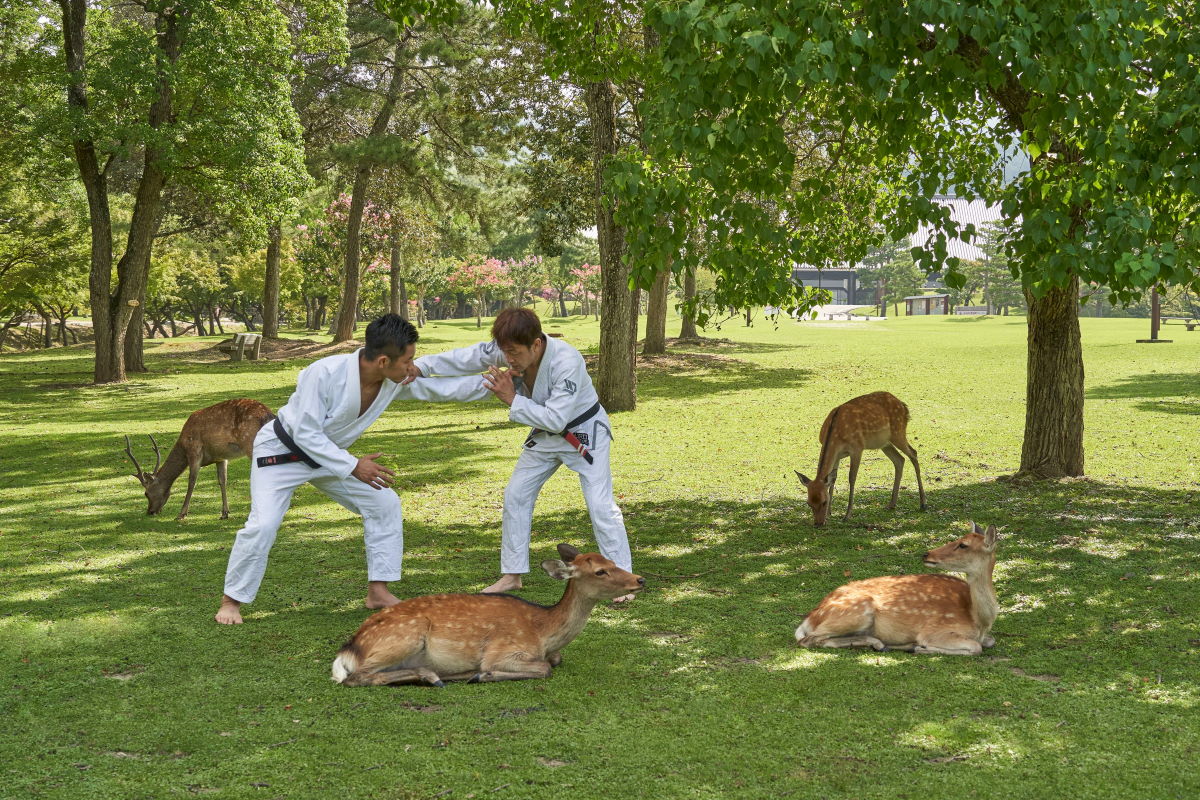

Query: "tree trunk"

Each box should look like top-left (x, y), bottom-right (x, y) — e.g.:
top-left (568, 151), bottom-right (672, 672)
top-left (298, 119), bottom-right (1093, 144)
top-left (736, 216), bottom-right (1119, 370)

top-left (262, 222), bottom-right (282, 338)
top-left (679, 265), bottom-right (698, 338)
top-left (585, 79), bottom-right (636, 411)
top-left (334, 39), bottom-right (407, 342)
top-left (61, 0), bottom-right (121, 381)
top-left (1018, 275), bottom-right (1085, 478)
top-left (643, 267), bottom-right (669, 354)
top-left (388, 227), bottom-right (408, 318)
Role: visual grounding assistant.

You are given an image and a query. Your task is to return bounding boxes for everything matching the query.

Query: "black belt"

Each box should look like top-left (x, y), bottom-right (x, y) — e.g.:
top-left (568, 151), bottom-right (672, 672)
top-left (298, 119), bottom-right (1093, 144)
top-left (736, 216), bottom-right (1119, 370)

top-left (256, 417), bottom-right (320, 468)
top-left (525, 402), bottom-right (602, 464)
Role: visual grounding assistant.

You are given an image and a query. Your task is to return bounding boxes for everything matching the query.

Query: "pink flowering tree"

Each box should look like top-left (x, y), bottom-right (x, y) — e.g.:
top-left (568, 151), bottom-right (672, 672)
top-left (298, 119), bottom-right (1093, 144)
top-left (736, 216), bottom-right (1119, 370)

top-left (294, 195), bottom-right (393, 331)
top-left (448, 256), bottom-right (514, 328)
top-left (503, 254), bottom-right (546, 308)
top-left (570, 263), bottom-right (602, 318)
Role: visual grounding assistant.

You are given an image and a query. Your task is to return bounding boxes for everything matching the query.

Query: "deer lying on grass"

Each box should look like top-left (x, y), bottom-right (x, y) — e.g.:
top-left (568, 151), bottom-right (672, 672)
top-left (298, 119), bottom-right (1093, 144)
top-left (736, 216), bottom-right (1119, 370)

top-left (795, 522), bottom-right (1000, 655)
top-left (332, 544), bottom-right (645, 687)
top-left (795, 391), bottom-right (926, 526)
top-left (124, 398), bottom-right (274, 520)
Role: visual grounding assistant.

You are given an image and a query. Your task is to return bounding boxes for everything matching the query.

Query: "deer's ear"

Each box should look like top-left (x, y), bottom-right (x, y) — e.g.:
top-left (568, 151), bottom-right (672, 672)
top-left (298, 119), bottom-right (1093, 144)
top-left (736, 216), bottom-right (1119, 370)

top-left (972, 521), bottom-right (986, 535)
top-left (795, 471), bottom-right (811, 487)
top-left (556, 543), bottom-right (581, 562)
top-left (824, 472), bottom-right (836, 487)
top-left (983, 524), bottom-right (999, 550)
top-left (541, 559), bottom-right (574, 581)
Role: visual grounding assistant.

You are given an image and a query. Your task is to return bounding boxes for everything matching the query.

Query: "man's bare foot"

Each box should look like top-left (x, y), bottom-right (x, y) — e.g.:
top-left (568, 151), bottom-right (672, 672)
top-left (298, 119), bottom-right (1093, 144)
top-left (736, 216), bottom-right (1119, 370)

top-left (611, 593), bottom-right (636, 605)
top-left (215, 595), bottom-right (243, 625)
top-left (365, 581), bottom-right (402, 610)
top-left (482, 574), bottom-right (523, 594)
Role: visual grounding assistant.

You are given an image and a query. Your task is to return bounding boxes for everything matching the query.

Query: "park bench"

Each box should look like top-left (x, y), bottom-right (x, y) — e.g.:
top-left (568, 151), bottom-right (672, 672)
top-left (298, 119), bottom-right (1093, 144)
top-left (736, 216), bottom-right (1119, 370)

top-left (1161, 317), bottom-right (1198, 331)
top-left (217, 332), bottom-right (263, 361)
top-left (955, 306), bottom-right (988, 315)
top-left (825, 311), bottom-right (854, 321)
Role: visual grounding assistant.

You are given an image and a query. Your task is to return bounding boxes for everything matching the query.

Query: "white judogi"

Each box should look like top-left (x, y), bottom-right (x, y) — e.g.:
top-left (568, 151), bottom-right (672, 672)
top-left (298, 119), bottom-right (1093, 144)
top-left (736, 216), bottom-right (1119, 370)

top-left (223, 349), bottom-right (488, 604)
top-left (415, 337), bottom-right (632, 574)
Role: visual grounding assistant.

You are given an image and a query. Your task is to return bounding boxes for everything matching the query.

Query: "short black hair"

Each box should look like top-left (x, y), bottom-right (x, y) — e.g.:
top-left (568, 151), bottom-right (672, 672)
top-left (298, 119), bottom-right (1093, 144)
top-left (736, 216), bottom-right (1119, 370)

top-left (363, 314), bottom-right (419, 360)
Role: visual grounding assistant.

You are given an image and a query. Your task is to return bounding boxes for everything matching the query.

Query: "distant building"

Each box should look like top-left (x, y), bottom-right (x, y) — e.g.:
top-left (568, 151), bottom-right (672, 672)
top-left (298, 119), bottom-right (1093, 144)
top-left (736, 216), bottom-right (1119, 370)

top-left (904, 294), bottom-right (950, 316)
top-left (790, 267), bottom-right (876, 305)
top-left (790, 195), bottom-right (1006, 303)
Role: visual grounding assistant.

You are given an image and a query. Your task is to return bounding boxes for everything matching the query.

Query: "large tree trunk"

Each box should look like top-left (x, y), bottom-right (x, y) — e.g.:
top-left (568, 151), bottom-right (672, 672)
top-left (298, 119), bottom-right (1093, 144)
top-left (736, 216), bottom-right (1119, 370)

top-left (1018, 275), bottom-right (1084, 478)
top-left (644, 267), bottom-right (668, 354)
top-left (262, 222), bottom-right (282, 337)
top-left (64, 0), bottom-right (178, 382)
top-left (334, 39), bottom-right (407, 342)
top-left (679, 266), bottom-right (698, 338)
top-left (585, 78), bottom-right (636, 412)
top-left (61, 0), bottom-right (119, 382)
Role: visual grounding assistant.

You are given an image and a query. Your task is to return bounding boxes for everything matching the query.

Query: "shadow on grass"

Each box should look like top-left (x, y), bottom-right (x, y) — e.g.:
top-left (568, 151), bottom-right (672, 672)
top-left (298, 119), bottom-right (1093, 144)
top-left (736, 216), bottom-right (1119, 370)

top-left (1087, 372), bottom-right (1200, 416)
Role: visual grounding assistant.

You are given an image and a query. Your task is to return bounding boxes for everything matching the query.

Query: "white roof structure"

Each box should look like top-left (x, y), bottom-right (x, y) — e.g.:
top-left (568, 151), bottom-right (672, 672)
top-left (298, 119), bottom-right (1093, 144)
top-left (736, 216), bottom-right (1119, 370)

top-left (910, 196), bottom-right (1005, 261)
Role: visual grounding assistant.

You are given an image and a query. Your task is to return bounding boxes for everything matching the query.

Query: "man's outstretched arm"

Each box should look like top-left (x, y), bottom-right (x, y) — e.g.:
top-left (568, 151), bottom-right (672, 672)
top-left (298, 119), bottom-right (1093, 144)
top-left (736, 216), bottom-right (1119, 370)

top-left (413, 341), bottom-right (507, 377)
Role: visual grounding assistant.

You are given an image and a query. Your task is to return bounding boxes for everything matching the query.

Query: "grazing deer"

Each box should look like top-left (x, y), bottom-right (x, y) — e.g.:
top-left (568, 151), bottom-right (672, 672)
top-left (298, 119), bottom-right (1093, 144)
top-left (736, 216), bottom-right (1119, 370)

top-left (331, 544), bottom-right (645, 687)
top-left (795, 522), bottom-right (1000, 655)
top-left (795, 391), bottom-right (926, 526)
top-left (124, 398), bottom-right (274, 521)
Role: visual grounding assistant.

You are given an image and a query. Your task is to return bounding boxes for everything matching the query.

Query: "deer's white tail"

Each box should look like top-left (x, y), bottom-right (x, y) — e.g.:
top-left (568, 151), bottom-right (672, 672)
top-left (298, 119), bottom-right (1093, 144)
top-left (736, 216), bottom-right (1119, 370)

top-left (794, 617), bottom-right (813, 642)
top-left (331, 645), bottom-right (360, 684)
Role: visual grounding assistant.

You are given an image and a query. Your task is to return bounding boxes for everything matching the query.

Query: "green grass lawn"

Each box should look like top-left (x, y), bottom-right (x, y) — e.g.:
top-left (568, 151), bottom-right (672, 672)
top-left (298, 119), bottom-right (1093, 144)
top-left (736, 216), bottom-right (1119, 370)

top-left (1, 313), bottom-right (1197, 799)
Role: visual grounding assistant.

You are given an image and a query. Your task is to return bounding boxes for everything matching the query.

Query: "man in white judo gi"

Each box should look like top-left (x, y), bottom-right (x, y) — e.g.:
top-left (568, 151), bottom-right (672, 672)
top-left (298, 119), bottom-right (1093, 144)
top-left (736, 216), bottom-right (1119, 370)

top-left (215, 314), bottom-right (487, 625)
top-left (413, 307), bottom-right (635, 603)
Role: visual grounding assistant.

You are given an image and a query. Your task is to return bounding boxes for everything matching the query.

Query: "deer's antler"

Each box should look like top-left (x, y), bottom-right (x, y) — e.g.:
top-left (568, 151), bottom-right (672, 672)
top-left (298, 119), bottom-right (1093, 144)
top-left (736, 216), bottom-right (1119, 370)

top-left (148, 434), bottom-right (162, 474)
top-left (124, 435), bottom-right (149, 484)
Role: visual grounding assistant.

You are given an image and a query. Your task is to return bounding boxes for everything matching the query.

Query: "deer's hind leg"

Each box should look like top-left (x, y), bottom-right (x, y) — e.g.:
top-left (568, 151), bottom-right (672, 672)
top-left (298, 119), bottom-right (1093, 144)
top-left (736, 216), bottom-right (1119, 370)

top-left (796, 601), bottom-right (886, 650)
top-left (881, 444), bottom-right (905, 509)
top-left (342, 665), bottom-right (446, 687)
top-left (893, 434), bottom-right (927, 510)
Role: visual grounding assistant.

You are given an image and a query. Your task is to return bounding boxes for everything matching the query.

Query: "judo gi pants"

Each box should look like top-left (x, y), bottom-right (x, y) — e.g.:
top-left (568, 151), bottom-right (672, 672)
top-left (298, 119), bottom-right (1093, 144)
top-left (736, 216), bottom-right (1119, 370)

top-left (500, 428), bottom-right (631, 574)
top-left (223, 426), bottom-right (403, 604)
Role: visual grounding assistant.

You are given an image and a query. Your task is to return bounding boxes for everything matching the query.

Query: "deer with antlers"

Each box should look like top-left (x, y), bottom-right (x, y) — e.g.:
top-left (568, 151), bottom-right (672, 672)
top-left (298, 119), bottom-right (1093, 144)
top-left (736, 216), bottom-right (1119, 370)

top-left (795, 522), bottom-right (1000, 655)
top-left (331, 544), bottom-right (646, 686)
top-left (795, 391), bottom-right (927, 526)
top-left (125, 398), bottom-right (275, 521)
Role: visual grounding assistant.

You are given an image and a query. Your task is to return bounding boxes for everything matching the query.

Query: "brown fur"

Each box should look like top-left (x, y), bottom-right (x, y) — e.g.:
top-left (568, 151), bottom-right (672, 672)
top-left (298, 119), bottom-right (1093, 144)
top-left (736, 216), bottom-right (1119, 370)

top-left (795, 523), bottom-right (1000, 655)
top-left (796, 391), bottom-right (926, 526)
top-left (332, 545), bottom-right (645, 686)
top-left (125, 398), bottom-right (274, 520)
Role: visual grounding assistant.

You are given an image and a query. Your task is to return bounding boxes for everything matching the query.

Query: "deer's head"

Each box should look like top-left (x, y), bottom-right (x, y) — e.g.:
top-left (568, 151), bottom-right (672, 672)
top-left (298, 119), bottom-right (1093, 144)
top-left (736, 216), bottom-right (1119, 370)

top-left (923, 522), bottom-right (999, 576)
top-left (796, 470), bottom-right (836, 527)
top-left (541, 543), bottom-right (645, 601)
top-left (125, 435), bottom-right (169, 515)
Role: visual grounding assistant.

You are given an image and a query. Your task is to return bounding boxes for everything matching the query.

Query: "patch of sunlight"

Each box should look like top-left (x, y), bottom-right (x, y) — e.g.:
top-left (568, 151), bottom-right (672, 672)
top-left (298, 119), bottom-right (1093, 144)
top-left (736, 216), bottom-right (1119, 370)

top-left (641, 543), bottom-right (709, 558)
top-left (769, 648), bottom-right (843, 671)
top-left (658, 585), bottom-right (726, 602)
top-left (898, 721), bottom-right (1039, 762)
top-left (1004, 593), bottom-right (1047, 613)
top-left (5, 544), bottom-right (207, 579)
top-left (762, 562), bottom-right (794, 576)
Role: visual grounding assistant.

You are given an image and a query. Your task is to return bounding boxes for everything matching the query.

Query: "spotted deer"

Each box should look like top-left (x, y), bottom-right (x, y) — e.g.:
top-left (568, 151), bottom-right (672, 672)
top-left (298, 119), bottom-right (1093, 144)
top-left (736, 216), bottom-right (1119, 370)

top-left (795, 522), bottom-right (1000, 655)
top-left (795, 391), bottom-right (926, 526)
top-left (124, 398), bottom-right (274, 520)
top-left (331, 544), bottom-right (646, 686)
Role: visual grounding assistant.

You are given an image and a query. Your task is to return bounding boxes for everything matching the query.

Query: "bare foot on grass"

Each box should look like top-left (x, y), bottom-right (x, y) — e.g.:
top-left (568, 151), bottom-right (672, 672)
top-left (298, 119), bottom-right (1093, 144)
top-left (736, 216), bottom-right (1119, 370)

top-left (482, 574), bottom-right (523, 594)
top-left (365, 581), bottom-right (402, 610)
top-left (611, 593), bottom-right (636, 605)
top-left (215, 595), bottom-right (243, 625)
